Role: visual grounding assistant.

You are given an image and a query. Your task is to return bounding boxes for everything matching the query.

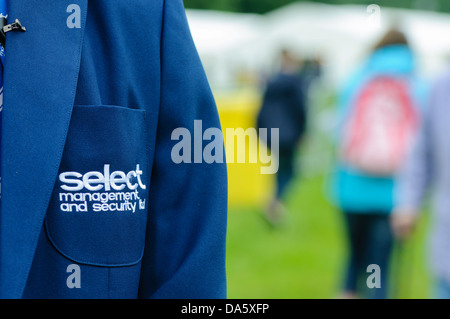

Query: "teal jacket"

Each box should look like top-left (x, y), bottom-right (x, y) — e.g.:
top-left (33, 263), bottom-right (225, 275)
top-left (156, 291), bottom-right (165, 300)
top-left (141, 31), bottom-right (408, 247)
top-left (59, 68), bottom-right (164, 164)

top-left (331, 45), bottom-right (427, 214)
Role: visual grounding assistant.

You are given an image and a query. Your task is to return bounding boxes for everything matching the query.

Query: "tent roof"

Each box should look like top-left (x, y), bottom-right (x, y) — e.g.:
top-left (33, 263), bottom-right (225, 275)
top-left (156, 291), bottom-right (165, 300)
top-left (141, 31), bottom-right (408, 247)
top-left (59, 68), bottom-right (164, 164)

top-left (186, 3), bottom-right (450, 89)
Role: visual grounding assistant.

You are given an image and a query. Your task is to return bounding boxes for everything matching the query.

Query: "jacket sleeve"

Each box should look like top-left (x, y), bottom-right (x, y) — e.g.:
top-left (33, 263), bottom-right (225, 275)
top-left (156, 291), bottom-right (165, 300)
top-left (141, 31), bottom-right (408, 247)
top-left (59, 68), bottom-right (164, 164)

top-left (395, 81), bottom-right (434, 212)
top-left (138, 0), bottom-right (228, 299)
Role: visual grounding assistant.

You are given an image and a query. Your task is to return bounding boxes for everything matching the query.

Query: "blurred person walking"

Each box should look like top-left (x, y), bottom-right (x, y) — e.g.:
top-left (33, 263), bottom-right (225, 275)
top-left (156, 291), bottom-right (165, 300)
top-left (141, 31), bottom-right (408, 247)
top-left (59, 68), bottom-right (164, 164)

top-left (332, 29), bottom-right (426, 299)
top-left (257, 49), bottom-right (307, 226)
top-left (392, 66), bottom-right (450, 299)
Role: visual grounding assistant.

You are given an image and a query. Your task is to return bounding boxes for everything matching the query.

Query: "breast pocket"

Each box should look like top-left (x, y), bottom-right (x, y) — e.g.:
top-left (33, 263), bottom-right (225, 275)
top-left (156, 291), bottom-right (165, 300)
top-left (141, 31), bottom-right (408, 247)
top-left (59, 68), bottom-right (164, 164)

top-left (44, 105), bottom-right (151, 267)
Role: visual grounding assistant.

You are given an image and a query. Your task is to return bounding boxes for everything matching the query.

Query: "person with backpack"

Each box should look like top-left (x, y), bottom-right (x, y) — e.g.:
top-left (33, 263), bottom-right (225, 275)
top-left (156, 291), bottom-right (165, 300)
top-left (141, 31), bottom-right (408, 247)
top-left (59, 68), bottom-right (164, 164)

top-left (332, 29), bottom-right (426, 299)
top-left (257, 49), bottom-right (307, 226)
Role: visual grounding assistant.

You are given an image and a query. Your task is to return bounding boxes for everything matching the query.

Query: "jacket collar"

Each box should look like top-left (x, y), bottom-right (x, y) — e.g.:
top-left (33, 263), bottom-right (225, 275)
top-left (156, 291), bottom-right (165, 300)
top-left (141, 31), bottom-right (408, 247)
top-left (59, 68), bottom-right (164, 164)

top-left (0, 0), bottom-right (88, 298)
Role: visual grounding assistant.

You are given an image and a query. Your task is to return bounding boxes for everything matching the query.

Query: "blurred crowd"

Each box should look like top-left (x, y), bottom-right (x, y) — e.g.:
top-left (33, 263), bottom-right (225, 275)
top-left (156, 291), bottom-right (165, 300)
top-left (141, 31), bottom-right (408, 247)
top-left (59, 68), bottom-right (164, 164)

top-left (255, 24), bottom-right (450, 299)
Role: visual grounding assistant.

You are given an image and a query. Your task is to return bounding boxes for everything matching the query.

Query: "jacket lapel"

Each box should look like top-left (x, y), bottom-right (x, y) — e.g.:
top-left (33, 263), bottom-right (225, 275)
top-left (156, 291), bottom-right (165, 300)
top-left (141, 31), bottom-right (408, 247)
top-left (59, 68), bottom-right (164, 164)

top-left (0, 0), bottom-right (88, 298)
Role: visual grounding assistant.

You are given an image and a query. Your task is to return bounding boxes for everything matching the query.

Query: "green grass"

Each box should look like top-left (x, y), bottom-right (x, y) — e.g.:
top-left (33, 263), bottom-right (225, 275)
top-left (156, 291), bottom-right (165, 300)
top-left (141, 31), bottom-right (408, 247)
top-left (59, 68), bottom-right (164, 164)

top-left (225, 174), bottom-right (432, 299)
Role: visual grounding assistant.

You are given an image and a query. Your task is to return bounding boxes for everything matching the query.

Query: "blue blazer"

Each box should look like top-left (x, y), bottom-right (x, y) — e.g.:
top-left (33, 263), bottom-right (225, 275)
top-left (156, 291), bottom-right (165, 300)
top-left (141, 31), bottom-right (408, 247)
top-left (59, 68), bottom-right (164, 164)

top-left (0, 0), bottom-right (228, 299)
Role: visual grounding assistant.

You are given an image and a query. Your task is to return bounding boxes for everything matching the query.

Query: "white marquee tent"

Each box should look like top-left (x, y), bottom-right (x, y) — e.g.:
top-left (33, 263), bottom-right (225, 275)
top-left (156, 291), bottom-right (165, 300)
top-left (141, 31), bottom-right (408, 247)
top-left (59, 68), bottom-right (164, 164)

top-left (186, 2), bottom-right (450, 90)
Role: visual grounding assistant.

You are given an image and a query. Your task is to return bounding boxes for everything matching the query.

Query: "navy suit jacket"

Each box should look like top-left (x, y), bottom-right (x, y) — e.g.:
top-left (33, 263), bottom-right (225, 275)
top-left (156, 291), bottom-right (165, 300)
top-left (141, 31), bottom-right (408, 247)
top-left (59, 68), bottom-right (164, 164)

top-left (0, 0), bottom-right (227, 299)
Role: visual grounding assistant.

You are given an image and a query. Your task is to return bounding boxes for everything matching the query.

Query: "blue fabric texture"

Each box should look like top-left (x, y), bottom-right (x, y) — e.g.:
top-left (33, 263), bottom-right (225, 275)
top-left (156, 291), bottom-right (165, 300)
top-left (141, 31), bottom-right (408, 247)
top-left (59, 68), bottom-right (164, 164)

top-left (331, 45), bottom-right (427, 214)
top-left (0, 0), bottom-right (7, 203)
top-left (0, 0), bottom-right (227, 299)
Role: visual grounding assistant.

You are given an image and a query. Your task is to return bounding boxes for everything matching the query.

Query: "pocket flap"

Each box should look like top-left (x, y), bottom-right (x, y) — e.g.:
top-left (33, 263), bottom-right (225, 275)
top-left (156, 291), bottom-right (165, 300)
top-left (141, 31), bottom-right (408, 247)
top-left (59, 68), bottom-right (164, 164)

top-left (45, 105), bottom-right (150, 266)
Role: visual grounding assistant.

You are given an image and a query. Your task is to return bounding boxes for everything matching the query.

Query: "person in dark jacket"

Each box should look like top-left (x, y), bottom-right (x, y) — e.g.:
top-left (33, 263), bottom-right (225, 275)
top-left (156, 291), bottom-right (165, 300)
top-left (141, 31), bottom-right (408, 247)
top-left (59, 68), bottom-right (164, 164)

top-left (257, 49), bottom-right (307, 225)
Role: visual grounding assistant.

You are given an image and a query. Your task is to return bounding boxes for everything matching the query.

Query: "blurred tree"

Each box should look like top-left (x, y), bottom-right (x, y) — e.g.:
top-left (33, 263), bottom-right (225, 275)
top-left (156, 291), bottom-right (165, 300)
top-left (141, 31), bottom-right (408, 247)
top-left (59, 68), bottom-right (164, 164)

top-left (184, 0), bottom-right (448, 14)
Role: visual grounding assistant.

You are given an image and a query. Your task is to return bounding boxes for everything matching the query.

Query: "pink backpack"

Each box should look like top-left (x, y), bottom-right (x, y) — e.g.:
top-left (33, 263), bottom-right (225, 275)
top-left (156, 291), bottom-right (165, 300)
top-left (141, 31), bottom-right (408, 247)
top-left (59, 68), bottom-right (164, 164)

top-left (340, 76), bottom-right (419, 176)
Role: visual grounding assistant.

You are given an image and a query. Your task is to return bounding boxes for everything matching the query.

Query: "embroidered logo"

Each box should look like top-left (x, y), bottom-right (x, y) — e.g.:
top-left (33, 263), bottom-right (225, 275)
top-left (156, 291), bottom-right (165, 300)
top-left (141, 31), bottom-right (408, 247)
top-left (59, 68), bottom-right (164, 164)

top-left (58, 164), bottom-right (147, 213)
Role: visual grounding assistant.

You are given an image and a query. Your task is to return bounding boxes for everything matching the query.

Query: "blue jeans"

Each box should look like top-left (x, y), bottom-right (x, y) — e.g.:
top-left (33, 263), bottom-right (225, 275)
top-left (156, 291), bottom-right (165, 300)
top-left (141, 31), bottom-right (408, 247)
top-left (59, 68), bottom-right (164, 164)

top-left (276, 149), bottom-right (295, 199)
top-left (436, 278), bottom-right (450, 299)
top-left (342, 212), bottom-right (394, 299)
